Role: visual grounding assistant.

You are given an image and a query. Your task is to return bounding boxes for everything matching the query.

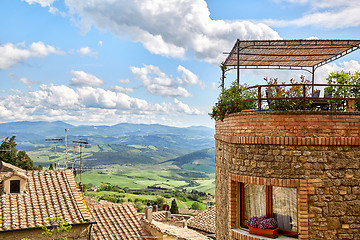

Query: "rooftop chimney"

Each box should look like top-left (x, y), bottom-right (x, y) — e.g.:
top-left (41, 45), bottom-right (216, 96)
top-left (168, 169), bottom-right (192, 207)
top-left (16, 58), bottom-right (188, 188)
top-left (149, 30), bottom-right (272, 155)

top-left (144, 202), bottom-right (153, 222)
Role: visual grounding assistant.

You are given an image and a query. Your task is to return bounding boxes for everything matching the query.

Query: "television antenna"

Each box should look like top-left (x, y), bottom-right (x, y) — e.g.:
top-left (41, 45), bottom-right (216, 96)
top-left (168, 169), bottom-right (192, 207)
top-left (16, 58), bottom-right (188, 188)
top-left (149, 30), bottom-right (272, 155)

top-left (45, 138), bottom-right (62, 169)
top-left (72, 140), bottom-right (88, 184)
top-left (65, 129), bottom-right (69, 168)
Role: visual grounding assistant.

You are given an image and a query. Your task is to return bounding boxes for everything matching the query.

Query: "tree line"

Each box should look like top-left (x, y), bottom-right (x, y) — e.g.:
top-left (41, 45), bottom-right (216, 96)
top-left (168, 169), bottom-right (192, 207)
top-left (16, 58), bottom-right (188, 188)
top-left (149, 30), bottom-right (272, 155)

top-left (0, 136), bottom-right (42, 170)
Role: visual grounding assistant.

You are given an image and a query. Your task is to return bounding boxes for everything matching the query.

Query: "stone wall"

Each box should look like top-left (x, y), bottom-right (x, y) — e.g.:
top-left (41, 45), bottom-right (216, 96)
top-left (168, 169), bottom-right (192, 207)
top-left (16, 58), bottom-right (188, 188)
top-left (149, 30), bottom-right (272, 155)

top-left (0, 223), bottom-right (92, 240)
top-left (215, 111), bottom-right (360, 240)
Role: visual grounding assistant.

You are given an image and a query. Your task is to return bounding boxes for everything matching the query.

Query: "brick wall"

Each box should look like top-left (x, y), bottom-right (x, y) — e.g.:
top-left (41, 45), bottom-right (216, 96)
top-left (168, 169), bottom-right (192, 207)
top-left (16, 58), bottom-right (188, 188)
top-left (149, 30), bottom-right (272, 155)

top-left (216, 111), bottom-right (360, 142)
top-left (215, 111), bottom-right (360, 240)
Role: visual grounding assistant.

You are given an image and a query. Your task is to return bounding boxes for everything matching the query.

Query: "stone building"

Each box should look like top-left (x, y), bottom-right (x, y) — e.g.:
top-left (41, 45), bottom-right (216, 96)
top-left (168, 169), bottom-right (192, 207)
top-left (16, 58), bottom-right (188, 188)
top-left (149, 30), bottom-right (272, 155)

top-left (215, 40), bottom-right (360, 240)
top-left (215, 112), bottom-right (360, 240)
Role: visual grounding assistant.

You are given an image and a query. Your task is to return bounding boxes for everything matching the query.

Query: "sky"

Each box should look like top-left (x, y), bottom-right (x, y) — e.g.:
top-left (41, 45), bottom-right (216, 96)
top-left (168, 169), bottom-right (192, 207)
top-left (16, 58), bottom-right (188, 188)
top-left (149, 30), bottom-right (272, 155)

top-left (1, 0), bottom-right (360, 128)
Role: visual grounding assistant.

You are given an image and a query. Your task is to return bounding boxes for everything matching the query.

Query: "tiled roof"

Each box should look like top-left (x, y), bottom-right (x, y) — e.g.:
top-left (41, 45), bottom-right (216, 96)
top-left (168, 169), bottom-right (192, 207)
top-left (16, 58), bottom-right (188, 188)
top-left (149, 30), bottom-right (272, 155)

top-left (146, 220), bottom-right (209, 240)
top-left (0, 169), bottom-right (94, 231)
top-left (187, 205), bottom-right (216, 234)
top-left (0, 170), bottom-right (28, 181)
top-left (90, 203), bottom-right (148, 240)
top-left (152, 211), bottom-right (167, 221)
top-left (1, 162), bottom-right (24, 172)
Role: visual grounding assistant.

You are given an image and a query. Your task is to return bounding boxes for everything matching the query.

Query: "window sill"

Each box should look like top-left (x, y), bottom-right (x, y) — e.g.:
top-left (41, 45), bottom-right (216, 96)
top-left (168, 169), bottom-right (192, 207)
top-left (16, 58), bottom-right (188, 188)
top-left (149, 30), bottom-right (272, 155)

top-left (232, 228), bottom-right (297, 240)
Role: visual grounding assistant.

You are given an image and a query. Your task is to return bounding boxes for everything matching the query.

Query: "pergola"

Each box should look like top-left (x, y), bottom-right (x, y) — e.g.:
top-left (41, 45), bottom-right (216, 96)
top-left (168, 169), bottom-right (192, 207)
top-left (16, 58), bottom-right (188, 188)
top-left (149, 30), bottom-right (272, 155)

top-left (223, 39), bottom-right (360, 90)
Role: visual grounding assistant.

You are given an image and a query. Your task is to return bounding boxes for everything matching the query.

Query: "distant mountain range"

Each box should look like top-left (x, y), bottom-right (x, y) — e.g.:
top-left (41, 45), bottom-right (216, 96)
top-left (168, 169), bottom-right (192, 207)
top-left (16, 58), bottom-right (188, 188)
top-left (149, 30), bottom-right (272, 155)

top-left (0, 121), bottom-right (215, 150)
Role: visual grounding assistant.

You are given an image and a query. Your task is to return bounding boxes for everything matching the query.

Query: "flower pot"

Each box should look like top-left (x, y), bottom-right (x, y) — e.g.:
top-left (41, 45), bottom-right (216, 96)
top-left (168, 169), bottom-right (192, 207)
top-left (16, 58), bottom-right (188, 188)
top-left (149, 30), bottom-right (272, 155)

top-left (248, 226), bottom-right (278, 239)
top-left (347, 100), bottom-right (355, 112)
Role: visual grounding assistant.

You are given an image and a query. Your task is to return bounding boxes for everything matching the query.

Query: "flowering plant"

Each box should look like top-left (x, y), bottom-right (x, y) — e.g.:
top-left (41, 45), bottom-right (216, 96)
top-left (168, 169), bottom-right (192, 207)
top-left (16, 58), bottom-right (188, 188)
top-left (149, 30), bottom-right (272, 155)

top-left (209, 81), bottom-right (257, 121)
top-left (264, 75), bottom-right (313, 111)
top-left (245, 216), bottom-right (278, 229)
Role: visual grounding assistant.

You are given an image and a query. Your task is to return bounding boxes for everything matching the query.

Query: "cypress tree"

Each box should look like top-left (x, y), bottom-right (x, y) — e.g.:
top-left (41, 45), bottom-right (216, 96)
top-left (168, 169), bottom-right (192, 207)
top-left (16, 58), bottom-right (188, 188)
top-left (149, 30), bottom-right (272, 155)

top-left (170, 199), bottom-right (179, 214)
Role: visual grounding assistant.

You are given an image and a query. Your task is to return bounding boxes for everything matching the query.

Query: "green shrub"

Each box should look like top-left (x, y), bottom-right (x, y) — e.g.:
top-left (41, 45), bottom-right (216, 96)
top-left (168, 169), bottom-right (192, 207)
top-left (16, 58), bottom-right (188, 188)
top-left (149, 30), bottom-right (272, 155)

top-left (209, 81), bottom-right (257, 121)
top-left (190, 202), bottom-right (202, 210)
top-left (325, 71), bottom-right (360, 111)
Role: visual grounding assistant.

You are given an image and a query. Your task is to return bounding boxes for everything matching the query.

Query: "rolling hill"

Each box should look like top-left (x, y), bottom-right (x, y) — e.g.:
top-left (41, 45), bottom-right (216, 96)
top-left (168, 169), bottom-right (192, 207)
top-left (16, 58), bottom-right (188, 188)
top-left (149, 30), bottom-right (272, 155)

top-left (162, 148), bottom-right (215, 173)
top-left (3, 121), bottom-right (216, 193)
top-left (0, 121), bottom-right (214, 151)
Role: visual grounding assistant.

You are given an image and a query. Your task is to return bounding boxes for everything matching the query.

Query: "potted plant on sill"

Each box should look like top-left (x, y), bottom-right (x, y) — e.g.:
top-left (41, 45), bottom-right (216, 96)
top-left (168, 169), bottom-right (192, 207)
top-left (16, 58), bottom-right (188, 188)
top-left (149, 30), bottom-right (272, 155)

top-left (245, 216), bottom-right (278, 239)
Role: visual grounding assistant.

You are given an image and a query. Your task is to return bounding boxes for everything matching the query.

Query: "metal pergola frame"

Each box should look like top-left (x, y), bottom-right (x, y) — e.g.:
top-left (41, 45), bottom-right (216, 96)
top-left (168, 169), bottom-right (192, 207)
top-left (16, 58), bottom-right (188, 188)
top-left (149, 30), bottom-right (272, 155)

top-left (223, 39), bottom-right (360, 91)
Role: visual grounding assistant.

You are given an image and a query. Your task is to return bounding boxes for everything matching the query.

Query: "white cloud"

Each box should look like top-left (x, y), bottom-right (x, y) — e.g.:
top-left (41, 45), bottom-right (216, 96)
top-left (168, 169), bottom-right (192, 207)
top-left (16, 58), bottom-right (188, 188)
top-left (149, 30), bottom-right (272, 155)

top-left (130, 64), bottom-right (207, 97)
top-left (24, 0), bottom-right (67, 16)
top-left (266, 0), bottom-right (360, 29)
top-left (173, 99), bottom-right (202, 115)
top-left (64, 0), bottom-right (280, 64)
top-left (0, 42), bottom-right (63, 70)
top-left (20, 77), bottom-right (35, 91)
top-left (177, 65), bottom-right (205, 88)
top-left (0, 84), bottom-right (202, 124)
top-left (98, 41), bottom-right (103, 47)
top-left (78, 46), bottom-right (97, 56)
top-left (77, 87), bottom-right (145, 109)
top-left (118, 79), bottom-right (131, 84)
top-left (70, 70), bottom-right (105, 87)
top-left (24, 0), bottom-right (55, 7)
top-left (8, 73), bottom-right (42, 91)
top-left (315, 60), bottom-right (360, 84)
top-left (130, 65), bottom-right (192, 98)
top-left (48, 6), bottom-right (58, 14)
top-left (211, 82), bottom-right (217, 90)
top-left (110, 86), bottom-right (134, 94)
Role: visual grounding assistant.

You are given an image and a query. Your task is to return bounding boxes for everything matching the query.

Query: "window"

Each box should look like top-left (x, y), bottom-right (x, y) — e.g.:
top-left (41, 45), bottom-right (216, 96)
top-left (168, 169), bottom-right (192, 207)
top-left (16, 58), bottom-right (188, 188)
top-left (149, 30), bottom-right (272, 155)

top-left (240, 183), bottom-right (298, 237)
top-left (10, 180), bottom-right (20, 193)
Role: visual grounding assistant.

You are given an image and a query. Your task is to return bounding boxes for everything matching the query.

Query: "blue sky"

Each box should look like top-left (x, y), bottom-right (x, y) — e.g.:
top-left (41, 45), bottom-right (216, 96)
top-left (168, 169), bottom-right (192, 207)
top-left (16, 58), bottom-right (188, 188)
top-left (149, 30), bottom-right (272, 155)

top-left (1, 0), bottom-right (360, 128)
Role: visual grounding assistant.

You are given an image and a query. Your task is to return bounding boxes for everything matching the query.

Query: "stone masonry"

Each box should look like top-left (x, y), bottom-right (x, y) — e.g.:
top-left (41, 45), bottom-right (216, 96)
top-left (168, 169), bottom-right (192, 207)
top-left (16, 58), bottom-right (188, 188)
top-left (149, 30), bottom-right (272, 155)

top-left (215, 111), bottom-right (360, 240)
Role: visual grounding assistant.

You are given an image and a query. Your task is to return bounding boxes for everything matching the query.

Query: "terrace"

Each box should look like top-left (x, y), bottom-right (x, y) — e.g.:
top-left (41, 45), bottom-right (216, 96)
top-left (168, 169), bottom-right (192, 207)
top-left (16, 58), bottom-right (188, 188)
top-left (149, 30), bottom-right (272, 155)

top-left (211, 40), bottom-right (360, 121)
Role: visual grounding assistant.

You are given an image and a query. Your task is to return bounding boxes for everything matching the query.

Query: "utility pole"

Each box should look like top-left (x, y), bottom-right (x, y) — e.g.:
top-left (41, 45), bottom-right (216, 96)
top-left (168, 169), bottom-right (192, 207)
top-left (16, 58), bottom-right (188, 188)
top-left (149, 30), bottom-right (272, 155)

top-left (45, 138), bottom-right (62, 169)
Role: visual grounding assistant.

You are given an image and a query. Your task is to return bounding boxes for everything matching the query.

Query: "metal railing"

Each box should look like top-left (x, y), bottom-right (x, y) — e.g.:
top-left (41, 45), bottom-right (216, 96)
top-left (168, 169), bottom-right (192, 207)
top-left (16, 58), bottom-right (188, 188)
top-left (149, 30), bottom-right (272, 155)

top-left (236, 83), bottom-right (360, 111)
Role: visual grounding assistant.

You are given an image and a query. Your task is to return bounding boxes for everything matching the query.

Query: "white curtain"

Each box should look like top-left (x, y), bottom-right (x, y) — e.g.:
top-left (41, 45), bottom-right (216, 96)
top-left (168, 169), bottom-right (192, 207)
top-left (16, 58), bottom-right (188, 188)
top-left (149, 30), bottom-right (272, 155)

top-left (272, 186), bottom-right (297, 232)
top-left (244, 183), bottom-right (266, 220)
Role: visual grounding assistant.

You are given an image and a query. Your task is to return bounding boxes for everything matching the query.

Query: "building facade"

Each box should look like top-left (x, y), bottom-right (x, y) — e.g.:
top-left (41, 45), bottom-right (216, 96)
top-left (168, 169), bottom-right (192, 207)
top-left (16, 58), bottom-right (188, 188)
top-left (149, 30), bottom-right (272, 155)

top-left (215, 111), bottom-right (360, 240)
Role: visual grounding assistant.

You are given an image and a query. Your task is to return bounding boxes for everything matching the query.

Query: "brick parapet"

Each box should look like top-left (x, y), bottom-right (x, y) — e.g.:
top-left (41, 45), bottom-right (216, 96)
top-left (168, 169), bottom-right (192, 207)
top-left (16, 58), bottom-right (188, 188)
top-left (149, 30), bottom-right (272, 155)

top-left (216, 111), bottom-right (360, 140)
top-left (215, 134), bottom-right (359, 146)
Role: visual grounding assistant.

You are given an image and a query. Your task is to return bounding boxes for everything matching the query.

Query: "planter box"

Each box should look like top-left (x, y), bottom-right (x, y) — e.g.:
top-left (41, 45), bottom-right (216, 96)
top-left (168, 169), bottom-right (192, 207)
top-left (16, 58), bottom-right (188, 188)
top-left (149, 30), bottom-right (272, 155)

top-left (248, 226), bottom-right (278, 239)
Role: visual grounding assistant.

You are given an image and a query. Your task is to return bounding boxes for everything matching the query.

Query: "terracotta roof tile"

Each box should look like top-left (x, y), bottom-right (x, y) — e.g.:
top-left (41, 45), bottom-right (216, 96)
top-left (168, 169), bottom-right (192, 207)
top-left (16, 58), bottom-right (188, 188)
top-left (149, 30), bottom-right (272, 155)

top-left (187, 205), bottom-right (216, 234)
top-left (0, 170), bottom-right (28, 181)
top-left (147, 220), bottom-right (209, 240)
top-left (1, 162), bottom-right (24, 172)
top-left (152, 211), bottom-right (167, 221)
top-left (90, 202), bottom-right (149, 240)
top-left (0, 169), bottom-right (94, 231)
